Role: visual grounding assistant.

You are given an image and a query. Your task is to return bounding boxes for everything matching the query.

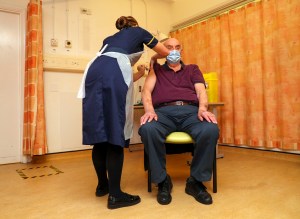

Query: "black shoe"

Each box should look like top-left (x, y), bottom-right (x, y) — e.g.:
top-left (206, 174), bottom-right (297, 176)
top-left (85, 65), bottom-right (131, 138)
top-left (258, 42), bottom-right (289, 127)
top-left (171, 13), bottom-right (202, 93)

top-left (95, 184), bottom-right (109, 197)
top-left (107, 193), bottom-right (141, 209)
top-left (185, 176), bottom-right (213, 205)
top-left (157, 174), bottom-right (173, 205)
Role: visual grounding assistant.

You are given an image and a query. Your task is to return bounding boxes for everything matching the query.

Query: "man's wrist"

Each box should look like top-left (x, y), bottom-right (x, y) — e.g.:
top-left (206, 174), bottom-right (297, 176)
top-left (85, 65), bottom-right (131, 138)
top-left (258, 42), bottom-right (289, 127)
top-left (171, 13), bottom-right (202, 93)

top-left (199, 106), bottom-right (207, 113)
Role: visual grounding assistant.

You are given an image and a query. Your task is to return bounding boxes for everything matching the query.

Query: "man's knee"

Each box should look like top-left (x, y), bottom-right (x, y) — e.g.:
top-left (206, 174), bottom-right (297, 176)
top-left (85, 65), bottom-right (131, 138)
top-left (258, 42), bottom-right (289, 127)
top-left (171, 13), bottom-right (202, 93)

top-left (206, 123), bottom-right (219, 138)
top-left (138, 121), bottom-right (159, 137)
top-left (194, 123), bottom-right (219, 141)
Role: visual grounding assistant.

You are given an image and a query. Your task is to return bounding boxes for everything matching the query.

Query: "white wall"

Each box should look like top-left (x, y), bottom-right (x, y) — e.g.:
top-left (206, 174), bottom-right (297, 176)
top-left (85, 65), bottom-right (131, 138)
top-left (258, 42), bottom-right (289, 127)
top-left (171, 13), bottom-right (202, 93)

top-left (42, 0), bottom-right (172, 58)
top-left (0, 0), bottom-right (28, 9)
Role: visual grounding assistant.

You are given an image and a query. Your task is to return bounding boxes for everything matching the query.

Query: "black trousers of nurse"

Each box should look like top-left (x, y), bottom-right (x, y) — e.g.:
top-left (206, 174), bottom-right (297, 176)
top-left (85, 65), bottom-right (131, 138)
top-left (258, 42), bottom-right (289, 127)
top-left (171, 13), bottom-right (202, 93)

top-left (138, 105), bottom-right (219, 184)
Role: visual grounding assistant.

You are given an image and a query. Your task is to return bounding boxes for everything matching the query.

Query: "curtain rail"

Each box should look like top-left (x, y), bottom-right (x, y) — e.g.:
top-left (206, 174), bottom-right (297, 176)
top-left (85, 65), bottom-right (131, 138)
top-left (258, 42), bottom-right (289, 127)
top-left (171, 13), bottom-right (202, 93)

top-left (171, 0), bottom-right (257, 31)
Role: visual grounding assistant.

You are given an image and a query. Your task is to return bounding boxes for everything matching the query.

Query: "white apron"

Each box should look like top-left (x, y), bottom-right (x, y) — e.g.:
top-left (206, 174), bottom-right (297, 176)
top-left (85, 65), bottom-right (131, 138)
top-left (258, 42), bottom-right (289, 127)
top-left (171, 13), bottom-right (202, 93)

top-left (77, 45), bottom-right (143, 140)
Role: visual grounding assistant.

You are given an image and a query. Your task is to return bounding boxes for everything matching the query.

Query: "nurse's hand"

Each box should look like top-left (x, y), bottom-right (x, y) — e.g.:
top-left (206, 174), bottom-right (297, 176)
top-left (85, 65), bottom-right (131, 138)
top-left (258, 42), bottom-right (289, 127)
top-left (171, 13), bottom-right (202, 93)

top-left (137, 64), bottom-right (146, 73)
top-left (140, 111), bottom-right (158, 125)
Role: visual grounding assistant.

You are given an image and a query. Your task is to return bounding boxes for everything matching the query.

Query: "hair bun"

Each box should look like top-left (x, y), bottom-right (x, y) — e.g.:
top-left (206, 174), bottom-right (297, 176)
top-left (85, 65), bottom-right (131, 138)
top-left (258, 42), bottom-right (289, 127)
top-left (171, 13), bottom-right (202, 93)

top-left (115, 16), bottom-right (138, 30)
top-left (116, 16), bottom-right (127, 30)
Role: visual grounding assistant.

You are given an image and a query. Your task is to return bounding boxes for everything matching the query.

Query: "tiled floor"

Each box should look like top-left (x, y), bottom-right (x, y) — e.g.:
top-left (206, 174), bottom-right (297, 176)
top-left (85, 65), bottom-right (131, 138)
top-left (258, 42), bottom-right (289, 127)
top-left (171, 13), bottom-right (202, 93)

top-left (0, 145), bottom-right (299, 219)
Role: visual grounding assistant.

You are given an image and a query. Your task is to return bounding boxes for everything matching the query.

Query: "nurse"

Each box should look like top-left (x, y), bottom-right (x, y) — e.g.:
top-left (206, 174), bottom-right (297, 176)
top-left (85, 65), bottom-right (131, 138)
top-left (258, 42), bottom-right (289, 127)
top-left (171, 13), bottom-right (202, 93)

top-left (77, 16), bottom-right (169, 209)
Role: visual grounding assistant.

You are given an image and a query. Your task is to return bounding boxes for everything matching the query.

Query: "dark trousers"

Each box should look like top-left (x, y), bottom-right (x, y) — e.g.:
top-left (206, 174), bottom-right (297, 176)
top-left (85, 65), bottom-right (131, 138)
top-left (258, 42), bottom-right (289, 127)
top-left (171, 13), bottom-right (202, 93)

top-left (138, 105), bottom-right (219, 184)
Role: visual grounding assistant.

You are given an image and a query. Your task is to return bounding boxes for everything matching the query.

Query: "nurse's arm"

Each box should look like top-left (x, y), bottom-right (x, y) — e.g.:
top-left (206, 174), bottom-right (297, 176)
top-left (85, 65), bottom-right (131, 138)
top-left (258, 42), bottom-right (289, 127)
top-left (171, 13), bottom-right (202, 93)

top-left (151, 42), bottom-right (170, 60)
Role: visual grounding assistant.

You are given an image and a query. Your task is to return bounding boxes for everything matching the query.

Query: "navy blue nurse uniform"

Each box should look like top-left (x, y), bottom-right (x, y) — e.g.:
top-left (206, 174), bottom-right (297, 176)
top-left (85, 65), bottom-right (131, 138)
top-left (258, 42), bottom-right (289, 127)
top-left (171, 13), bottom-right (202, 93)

top-left (81, 27), bottom-right (158, 148)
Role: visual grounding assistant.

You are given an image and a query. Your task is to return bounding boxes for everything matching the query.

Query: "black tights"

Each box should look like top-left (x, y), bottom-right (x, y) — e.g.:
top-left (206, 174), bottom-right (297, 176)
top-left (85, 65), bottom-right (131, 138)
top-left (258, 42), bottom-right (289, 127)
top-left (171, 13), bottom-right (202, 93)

top-left (92, 142), bottom-right (124, 197)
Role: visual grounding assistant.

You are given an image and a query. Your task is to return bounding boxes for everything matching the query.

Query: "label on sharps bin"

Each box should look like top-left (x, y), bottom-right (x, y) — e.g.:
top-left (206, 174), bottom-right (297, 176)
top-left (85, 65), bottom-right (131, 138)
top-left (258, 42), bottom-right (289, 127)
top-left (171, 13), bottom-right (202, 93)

top-left (203, 72), bottom-right (218, 102)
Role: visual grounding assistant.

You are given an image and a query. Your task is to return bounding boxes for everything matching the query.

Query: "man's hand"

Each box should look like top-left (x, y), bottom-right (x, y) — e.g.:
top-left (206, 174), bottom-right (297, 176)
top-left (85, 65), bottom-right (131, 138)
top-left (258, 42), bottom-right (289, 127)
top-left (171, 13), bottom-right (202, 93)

top-left (140, 111), bottom-right (158, 125)
top-left (198, 110), bottom-right (217, 124)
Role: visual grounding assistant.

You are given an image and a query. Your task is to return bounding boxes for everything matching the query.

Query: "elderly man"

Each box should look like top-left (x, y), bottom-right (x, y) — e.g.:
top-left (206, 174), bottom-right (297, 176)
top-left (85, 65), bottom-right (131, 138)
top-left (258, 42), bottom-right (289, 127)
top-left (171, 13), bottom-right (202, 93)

top-left (138, 38), bottom-right (219, 205)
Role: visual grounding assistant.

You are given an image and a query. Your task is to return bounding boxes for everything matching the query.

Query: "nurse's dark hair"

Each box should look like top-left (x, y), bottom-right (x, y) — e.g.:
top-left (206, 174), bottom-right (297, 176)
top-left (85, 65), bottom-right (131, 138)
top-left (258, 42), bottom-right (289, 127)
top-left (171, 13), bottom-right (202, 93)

top-left (116, 16), bottom-right (139, 30)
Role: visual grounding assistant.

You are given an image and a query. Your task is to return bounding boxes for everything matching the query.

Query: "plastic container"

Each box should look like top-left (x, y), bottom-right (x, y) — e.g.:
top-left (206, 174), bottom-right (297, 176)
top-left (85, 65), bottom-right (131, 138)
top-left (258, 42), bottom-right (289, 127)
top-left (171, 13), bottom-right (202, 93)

top-left (203, 72), bottom-right (218, 102)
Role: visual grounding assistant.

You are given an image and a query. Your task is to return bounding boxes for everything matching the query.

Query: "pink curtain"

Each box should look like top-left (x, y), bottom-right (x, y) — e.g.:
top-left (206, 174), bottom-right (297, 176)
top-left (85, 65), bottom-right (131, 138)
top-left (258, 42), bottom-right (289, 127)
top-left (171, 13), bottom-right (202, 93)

top-left (170, 0), bottom-right (300, 151)
top-left (23, 0), bottom-right (47, 156)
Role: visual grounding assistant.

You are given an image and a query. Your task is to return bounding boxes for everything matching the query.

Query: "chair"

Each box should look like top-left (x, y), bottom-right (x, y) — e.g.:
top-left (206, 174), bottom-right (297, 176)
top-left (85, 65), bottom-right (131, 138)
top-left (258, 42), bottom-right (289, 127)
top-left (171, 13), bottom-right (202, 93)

top-left (144, 132), bottom-right (217, 193)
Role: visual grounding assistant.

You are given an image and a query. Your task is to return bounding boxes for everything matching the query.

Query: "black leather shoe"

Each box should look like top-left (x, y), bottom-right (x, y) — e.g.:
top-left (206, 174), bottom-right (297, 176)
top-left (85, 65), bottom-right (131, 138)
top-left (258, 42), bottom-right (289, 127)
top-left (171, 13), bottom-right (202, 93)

top-left (185, 176), bottom-right (213, 205)
top-left (95, 184), bottom-right (109, 197)
top-left (107, 193), bottom-right (141, 209)
top-left (157, 174), bottom-right (173, 205)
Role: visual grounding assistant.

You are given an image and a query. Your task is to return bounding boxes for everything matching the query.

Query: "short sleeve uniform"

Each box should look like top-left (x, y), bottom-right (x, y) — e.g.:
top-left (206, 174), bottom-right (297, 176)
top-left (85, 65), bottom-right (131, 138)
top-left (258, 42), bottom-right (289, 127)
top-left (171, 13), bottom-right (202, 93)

top-left (82, 27), bottom-right (158, 147)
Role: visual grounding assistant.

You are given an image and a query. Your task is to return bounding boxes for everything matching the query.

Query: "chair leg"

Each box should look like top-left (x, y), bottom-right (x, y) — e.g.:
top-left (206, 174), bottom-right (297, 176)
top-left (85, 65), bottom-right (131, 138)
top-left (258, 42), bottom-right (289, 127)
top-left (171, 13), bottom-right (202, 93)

top-left (144, 150), bottom-right (152, 192)
top-left (148, 169), bottom-right (152, 192)
top-left (213, 148), bottom-right (217, 193)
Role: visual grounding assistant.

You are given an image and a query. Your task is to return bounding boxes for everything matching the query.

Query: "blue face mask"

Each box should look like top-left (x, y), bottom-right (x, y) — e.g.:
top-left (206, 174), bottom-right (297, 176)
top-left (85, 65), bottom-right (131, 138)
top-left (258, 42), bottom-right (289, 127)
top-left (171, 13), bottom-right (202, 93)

top-left (166, 50), bottom-right (181, 64)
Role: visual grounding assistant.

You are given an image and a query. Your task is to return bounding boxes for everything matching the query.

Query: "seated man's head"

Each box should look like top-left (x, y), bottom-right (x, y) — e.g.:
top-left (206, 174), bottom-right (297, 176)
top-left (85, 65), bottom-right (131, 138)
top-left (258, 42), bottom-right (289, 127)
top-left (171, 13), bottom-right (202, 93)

top-left (164, 38), bottom-right (182, 65)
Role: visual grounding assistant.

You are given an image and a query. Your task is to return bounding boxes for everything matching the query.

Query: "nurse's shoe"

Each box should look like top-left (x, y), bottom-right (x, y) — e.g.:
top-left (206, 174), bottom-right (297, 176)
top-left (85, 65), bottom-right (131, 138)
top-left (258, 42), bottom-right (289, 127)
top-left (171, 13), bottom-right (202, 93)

top-left (95, 184), bottom-right (109, 197)
top-left (107, 193), bottom-right (141, 209)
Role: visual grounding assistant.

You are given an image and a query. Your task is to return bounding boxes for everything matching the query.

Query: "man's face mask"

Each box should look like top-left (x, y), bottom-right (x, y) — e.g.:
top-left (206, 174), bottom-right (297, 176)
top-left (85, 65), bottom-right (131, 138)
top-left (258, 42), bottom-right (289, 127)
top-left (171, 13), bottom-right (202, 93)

top-left (166, 50), bottom-right (181, 64)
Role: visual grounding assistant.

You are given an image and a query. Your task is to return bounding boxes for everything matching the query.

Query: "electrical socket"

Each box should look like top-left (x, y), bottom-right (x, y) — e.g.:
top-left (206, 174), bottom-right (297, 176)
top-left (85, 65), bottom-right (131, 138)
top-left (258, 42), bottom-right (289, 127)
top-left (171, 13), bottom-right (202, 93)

top-left (50, 38), bottom-right (58, 47)
top-left (80, 8), bottom-right (92, 15)
top-left (65, 40), bottom-right (72, 48)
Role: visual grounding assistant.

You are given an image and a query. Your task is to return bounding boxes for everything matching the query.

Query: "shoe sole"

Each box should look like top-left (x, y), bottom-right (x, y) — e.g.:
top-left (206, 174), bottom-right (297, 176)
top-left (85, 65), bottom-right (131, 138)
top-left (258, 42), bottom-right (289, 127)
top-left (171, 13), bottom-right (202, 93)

top-left (107, 199), bottom-right (141, 209)
top-left (185, 188), bottom-right (213, 205)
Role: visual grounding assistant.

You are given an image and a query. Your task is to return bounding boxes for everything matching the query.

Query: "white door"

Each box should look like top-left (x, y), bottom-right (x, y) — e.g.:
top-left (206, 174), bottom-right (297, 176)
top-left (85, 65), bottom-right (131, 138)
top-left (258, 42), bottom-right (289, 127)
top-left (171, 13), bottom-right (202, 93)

top-left (0, 9), bottom-right (23, 164)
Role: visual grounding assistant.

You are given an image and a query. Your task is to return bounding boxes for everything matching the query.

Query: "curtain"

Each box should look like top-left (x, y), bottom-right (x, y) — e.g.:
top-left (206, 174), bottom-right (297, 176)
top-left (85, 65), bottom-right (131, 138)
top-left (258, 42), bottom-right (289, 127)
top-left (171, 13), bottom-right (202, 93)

top-left (170, 0), bottom-right (300, 151)
top-left (23, 0), bottom-right (47, 156)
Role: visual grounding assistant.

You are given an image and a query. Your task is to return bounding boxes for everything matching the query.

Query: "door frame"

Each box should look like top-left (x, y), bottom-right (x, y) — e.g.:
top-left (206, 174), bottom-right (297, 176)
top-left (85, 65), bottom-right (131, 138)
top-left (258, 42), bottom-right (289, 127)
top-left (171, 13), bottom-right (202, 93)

top-left (0, 3), bottom-right (29, 163)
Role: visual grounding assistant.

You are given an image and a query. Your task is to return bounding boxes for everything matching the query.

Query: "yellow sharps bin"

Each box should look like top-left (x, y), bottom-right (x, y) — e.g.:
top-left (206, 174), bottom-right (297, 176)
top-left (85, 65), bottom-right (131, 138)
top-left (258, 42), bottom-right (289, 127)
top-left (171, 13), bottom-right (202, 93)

top-left (203, 72), bottom-right (218, 102)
